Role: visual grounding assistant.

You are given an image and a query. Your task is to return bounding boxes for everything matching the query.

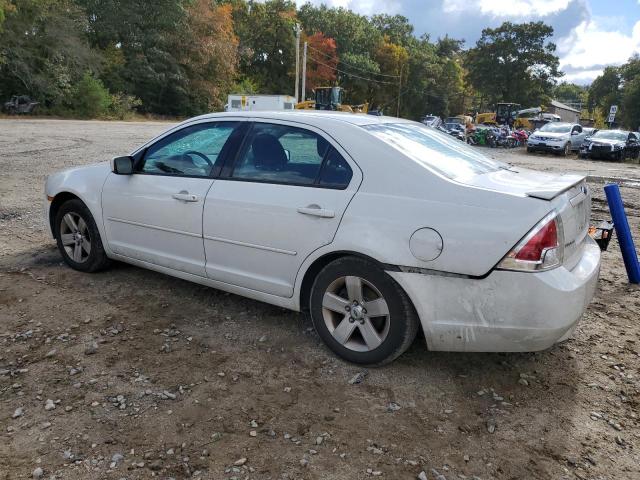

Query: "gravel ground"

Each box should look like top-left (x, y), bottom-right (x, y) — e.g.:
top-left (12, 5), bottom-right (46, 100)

top-left (0, 119), bottom-right (639, 480)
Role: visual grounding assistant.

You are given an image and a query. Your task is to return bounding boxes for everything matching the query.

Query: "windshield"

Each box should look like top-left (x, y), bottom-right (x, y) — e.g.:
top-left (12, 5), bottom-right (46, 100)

top-left (539, 123), bottom-right (571, 133)
top-left (593, 131), bottom-right (627, 141)
top-left (364, 122), bottom-right (506, 181)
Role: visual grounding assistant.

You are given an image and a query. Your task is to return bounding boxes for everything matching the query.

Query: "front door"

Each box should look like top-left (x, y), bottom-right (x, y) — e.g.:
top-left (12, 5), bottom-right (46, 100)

top-left (102, 121), bottom-right (240, 276)
top-left (203, 121), bottom-right (361, 297)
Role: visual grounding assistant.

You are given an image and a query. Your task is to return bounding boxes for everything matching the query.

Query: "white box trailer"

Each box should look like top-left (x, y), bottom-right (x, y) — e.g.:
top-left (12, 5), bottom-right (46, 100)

top-left (226, 94), bottom-right (296, 112)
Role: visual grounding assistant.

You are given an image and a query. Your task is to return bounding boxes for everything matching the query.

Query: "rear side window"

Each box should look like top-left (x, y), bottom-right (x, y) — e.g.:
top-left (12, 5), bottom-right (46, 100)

top-left (231, 123), bottom-right (352, 188)
top-left (363, 123), bottom-right (504, 181)
top-left (318, 148), bottom-right (352, 188)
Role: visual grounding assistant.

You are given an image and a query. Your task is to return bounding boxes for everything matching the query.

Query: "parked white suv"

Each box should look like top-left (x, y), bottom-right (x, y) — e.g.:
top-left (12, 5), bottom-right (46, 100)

top-left (527, 122), bottom-right (587, 156)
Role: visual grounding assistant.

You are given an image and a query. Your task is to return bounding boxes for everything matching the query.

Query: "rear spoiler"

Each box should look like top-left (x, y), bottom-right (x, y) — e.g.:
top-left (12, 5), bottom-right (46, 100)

top-left (525, 174), bottom-right (585, 200)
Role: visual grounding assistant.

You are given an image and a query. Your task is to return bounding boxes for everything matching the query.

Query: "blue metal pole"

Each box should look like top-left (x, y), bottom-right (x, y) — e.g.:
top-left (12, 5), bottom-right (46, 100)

top-left (604, 183), bottom-right (640, 284)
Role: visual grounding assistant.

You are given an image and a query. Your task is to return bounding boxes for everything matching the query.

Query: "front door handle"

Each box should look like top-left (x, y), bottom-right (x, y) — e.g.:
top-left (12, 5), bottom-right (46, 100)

top-left (297, 204), bottom-right (335, 218)
top-left (172, 191), bottom-right (199, 202)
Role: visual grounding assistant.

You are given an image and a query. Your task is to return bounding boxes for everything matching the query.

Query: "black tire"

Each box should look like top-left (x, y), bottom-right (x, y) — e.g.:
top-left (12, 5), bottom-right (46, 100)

top-left (54, 199), bottom-right (111, 273)
top-left (562, 143), bottom-right (571, 157)
top-left (526, 146), bottom-right (534, 153)
top-left (309, 257), bottom-right (419, 366)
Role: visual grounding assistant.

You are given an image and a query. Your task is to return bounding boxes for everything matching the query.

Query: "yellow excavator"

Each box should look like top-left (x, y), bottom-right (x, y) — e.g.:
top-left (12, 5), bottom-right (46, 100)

top-left (296, 87), bottom-right (368, 113)
top-left (475, 102), bottom-right (521, 125)
top-left (475, 103), bottom-right (544, 129)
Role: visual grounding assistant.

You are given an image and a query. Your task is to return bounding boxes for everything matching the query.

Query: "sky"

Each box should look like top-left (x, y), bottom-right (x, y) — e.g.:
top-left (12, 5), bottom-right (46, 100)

top-left (297, 0), bottom-right (640, 85)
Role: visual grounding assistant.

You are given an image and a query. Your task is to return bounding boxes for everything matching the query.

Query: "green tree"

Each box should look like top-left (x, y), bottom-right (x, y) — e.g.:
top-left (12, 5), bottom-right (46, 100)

top-left (587, 66), bottom-right (621, 112)
top-left (230, 0), bottom-right (297, 95)
top-left (621, 76), bottom-right (640, 130)
top-left (370, 14), bottom-right (413, 46)
top-left (0, 0), bottom-right (15, 31)
top-left (554, 82), bottom-right (587, 104)
top-left (0, 0), bottom-right (98, 109)
top-left (465, 21), bottom-right (560, 107)
top-left (297, 4), bottom-right (381, 57)
top-left (79, 0), bottom-right (238, 115)
top-left (68, 71), bottom-right (111, 117)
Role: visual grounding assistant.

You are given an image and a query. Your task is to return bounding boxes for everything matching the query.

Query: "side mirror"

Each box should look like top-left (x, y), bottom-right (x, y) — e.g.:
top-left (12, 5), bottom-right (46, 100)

top-left (284, 149), bottom-right (291, 161)
top-left (111, 156), bottom-right (134, 175)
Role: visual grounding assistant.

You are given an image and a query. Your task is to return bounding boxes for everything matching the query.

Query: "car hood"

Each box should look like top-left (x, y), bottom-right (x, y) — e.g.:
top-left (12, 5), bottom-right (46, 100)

top-left (463, 166), bottom-right (585, 200)
top-left (588, 138), bottom-right (624, 147)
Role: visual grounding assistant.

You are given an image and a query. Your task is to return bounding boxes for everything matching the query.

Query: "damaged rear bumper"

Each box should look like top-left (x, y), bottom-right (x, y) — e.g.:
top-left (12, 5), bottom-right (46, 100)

top-left (388, 237), bottom-right (601, 352)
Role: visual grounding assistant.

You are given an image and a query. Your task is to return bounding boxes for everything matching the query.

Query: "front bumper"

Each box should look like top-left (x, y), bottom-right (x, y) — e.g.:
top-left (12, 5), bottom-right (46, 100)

top-left (527, 139), bottom-right (566, 153)
top-left (580, 147), bottom-right (621, 160)
top-left (389, 237), bottom-right (601, 352)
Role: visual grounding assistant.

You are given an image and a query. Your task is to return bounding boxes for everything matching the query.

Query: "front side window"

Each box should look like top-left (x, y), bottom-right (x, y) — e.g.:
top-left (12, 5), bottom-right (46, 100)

top-left (231, 123), bottom-right (351, 187)
top-left (139, 122), bottom-right (238, 177)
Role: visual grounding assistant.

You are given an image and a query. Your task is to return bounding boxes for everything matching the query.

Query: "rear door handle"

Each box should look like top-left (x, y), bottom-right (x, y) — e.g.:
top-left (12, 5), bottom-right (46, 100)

top-left (297, 205), bottom-right (335, 218)
top-left (172, 191), bottom-right (199, 202)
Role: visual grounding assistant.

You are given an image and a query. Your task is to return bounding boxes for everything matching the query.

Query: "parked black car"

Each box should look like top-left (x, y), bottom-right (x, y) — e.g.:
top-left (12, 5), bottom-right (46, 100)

top-left (579, 130), bottom-right (640, 161)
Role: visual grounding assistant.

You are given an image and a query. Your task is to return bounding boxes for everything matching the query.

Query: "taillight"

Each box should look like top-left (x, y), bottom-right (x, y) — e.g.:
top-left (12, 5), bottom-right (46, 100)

top-left (498, 212), bottom-right (564, 272)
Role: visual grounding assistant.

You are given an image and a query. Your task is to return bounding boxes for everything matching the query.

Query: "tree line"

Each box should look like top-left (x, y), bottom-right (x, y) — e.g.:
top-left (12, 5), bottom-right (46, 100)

top-left (0, 0), bottom-right (637, 128)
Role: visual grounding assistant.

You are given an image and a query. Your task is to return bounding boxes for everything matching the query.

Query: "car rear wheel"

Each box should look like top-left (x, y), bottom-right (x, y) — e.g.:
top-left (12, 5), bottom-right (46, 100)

top-left (55, 199), bottom-right (111, 273)
top-left (309, 257), bottom-right (419, 366)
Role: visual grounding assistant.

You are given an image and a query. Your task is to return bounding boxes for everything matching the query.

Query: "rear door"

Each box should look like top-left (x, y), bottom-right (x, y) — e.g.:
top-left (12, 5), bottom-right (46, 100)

top-left (202, 120), bottom-right (361, 297)
top-left (571, 125), bottom-right (586, 150)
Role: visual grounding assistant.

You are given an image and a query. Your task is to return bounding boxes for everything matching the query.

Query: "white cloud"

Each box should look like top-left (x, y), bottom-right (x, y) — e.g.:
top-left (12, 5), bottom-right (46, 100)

top-left (299, 0), bottom-right (400, 16)
top-left (558, 19), bottom-right (640, 82)
top-left (443, 0), bottom-right (572, 17)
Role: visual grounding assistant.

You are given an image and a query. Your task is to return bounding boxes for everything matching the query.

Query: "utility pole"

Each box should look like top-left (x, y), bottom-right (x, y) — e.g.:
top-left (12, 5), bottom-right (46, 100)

top-left (301, 41), bottom-right (308, 102)
top-left (294, 24), bottom-right (301, 103)
top-left (396, 63), bottom-right (404, 117)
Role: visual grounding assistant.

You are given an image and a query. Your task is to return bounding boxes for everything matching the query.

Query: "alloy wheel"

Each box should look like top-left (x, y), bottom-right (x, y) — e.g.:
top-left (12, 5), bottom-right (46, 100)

top-left (321, 276), bottom-right (390, 352)
top-left (59, 212), bottom-right (91, 263)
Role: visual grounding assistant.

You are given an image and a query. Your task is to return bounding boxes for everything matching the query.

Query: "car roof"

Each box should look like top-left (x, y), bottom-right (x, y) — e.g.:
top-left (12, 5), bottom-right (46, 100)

top-left (188, 110), bottom-right (409, 127)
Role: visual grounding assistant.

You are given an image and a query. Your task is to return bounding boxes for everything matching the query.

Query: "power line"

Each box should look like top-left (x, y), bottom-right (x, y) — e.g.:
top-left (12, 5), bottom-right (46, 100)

top-left (307, 53), bottom-right (398, 85)
top-left (306, 43), bottom-right (401, 79)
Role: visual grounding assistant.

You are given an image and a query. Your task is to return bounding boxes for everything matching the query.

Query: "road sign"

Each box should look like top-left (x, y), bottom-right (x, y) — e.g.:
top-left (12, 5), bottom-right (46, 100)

top-left (610, 105), bottom-right (618, 114)
top-left (607, 113), bottom-right (616, 123)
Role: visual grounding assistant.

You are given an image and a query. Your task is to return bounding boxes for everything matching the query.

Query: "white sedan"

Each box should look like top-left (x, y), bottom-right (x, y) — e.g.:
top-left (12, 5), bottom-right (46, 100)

top-left (45, 111), bottom-right (600, 365)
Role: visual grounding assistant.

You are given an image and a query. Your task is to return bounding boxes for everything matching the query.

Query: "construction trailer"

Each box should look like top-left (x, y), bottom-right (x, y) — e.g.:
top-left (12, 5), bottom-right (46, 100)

top-left (226, 94), bottom-right (296, 112)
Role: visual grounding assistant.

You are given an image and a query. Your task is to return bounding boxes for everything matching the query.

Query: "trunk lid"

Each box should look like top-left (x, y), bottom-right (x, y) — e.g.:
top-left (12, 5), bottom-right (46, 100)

top-left (465, 167), bottom-right (590, 270)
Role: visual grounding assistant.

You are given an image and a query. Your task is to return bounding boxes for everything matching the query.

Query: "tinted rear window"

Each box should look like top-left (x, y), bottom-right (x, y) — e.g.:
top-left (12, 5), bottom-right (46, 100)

top-left (363, 123), bottom-right (505, 181)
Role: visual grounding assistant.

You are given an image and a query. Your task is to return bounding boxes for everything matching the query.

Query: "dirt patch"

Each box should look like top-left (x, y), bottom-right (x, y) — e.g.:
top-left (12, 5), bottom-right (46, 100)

top-left (0, 120), bottom-right (638, 479)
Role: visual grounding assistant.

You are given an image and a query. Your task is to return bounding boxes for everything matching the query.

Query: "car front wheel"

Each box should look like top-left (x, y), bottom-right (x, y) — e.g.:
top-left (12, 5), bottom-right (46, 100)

top-left (309, 257), bottom-right (419, 366)
top-left (54, 199), bottom-right (111, 273)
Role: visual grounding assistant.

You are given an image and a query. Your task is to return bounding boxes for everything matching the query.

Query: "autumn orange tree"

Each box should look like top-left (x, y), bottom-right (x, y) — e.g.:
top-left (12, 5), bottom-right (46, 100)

top-left (303, 32), bottom-right (337, 95)
top-left (181, 1), bottom-right (238, 112)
